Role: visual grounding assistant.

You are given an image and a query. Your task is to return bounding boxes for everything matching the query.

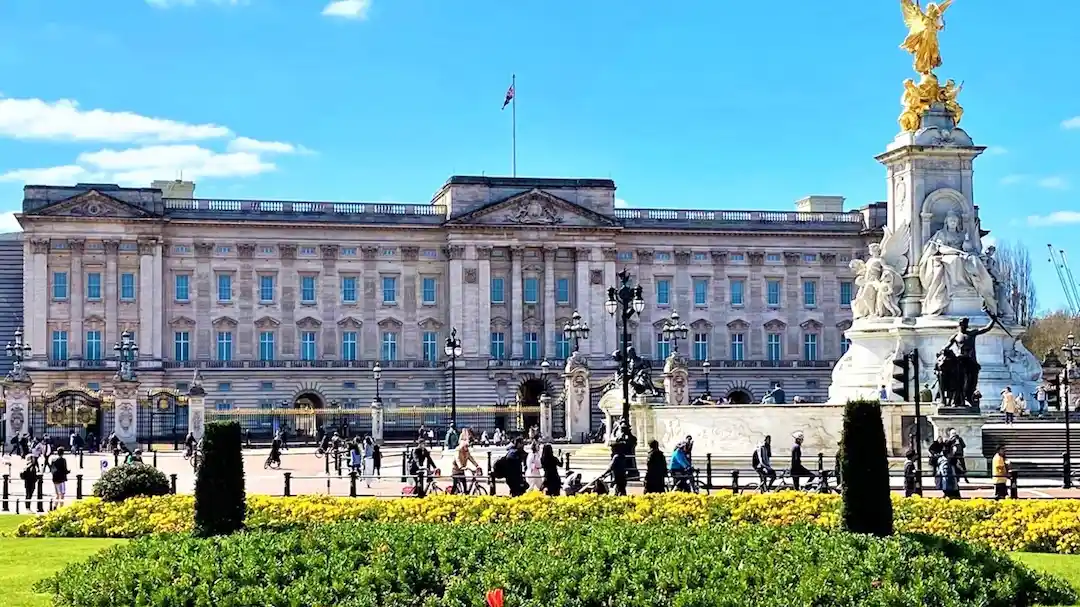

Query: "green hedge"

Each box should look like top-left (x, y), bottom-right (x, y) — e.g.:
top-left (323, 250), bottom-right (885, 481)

top-left (37, 521), bottom-right (1074, 607)
top-left (194, 421), bottom-right (246, 537)
top-left (91, 463), bottom-right (170, 502)
top-left (841, 399), bottom-right (894, 537)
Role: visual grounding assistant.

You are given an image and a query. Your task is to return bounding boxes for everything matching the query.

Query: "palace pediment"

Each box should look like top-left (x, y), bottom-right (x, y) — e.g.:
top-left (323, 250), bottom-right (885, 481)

top-left (30, 190), bottom-right (154, 219)
top-left (445, 188), bottom-right (618, 229)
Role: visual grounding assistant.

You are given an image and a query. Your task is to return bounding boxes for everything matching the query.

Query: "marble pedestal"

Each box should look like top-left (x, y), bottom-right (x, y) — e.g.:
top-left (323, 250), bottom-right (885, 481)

top-left (829, 315), bottom-right (1040, 412)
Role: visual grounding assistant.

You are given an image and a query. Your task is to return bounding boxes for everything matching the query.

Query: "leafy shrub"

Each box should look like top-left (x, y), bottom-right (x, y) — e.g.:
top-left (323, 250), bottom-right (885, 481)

top-left (194, 421), bottom-right (246, 537)
top-left (841, 399), bottom-right (893, 536)
top-left (36, 521), bottom-right (1075, 607)
top-left (91, 463), bottom-right (169, 502)
top-left (19, 492), bottom-right (1080, 555)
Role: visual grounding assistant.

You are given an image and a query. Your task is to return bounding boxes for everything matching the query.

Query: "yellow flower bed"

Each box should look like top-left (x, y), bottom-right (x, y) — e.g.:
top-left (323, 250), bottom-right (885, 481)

top-left (17, 492), bottom-right (1080, 554)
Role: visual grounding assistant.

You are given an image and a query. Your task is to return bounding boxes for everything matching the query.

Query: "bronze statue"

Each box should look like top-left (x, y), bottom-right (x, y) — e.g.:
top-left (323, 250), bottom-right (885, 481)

top-left (944, 310), bottom-right (996, 407)
top-left (609, 347), bottom-right (663, 398)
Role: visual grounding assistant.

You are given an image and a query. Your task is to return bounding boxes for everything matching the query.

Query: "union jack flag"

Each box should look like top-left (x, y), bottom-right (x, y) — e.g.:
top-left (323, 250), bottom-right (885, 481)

top-left (501, 83), bottom-right (515, 109)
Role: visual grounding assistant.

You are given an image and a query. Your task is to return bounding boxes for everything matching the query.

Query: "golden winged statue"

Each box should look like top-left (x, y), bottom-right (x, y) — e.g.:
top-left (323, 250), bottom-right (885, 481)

top-left (900, 0), bottom-right (954, 75)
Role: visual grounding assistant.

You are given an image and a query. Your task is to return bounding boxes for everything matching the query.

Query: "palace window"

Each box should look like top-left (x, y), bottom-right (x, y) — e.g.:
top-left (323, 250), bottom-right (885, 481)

top-left (301, 331), bottom-right (317, 361)
top-left (556, 333), bottom-right (571, 359)
top-left (840, 281), bottom-right (853, 306)
top-left (693, 279), bottom-right (708, 306)
top-left (52, 272), bottom-right (68, 300)
top-left (86, 272), bottom-right (102, 300)
top-left (803, 333), bottom-right (819, 361)
top-left (259, 331), bottom-right (276, 361)
top-left (381, 331), bottom-right (399, 360)
top-left (341, 276), bottom-right (357, 303)
top-left (656, 333), bottom-right (671, 360)
top-left (382, 276), bottom-right (397, 304)
top-left (730, 333), bottom-right (745, 361)
top-left (173, 332), bottom-right (190, 362)
top-left (51, 331), bottom-right (68, 361)
top-left (766, 253), bottom-right (781, 262)
top-left (217, 274), bottom-right (233, 302)
top-left (656, 279), bottom-right (671, 306)
top-left (767, 280), bottom-right (781, 307)
top-left (174, 274), bottom-right (190, 302)
top-left (524, 332), bottom-right (539, 360)
top-left (490, 332), bottom-right (506, 360)
top-left (767, 333), bottom-right (782, 361)
top-left (120, 273), bottom-right (136, 301)
top-left (216, 331), bottom-right (233, 361)
top-left (524, 277), bottom-right (539, 304)
top-left (556, 278), bottom-right (571, 304)
top-left (301, 275), bottom-right (317, 304)
top-left (422, 277), bottom-right (437, 305)
top-left (730, 280), bottom-right (745, 306)
top-left (341, 332), bottom-right (358, 361)
top-left (423, 331), bottom-right (438, 362)
top-left (85, 331), bottom-right (102, 361)
top-left (490, 277), bottom-right (505, 304)
top-left (693, 333), bottom-right (709, 361)
top-left (803, 280), bottom-right (818, 307)
top-left (259, 275), bottom-right (275, 303)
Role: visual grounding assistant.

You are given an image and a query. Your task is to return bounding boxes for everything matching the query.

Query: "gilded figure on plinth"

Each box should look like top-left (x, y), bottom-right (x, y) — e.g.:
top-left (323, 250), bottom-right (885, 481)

top-left (898, 69), bottom-right (964, 132)
top-left (900, 0), bottom-right (953, 76)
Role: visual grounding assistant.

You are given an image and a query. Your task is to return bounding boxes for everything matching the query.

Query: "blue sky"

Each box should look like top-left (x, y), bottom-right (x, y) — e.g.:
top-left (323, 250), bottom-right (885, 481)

top-left (0, 0), bottom-right (1077, 311)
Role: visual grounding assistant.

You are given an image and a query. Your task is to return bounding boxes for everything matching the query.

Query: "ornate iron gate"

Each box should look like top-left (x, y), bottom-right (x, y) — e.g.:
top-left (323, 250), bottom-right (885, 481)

top-left (28, 387), bottom-right (104, 445)
top-left (137, 389), bottom-right (188, 450)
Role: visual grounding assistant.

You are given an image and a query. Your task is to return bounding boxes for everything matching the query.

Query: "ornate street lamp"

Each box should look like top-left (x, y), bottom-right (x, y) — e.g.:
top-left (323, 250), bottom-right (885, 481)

top-left (444, 328), bottom-right (462, 428)
top-left (662, 310), bottom-right (689, 355)
top-left (1062, 335), bottom-right (1080, 488)
top-left (606, 269), bottom-right (646, 474)
top-left (702, 360), bottom-right (712, 400)
top-left (5, 327), bottom-right (32, 381)
top-left (113, 330), bottom-right (139, 382)
top-left (540, 358), bottom-right (550, 377)
top-left (563, 311), bottom-right (590, 354)
top-left (372, 362), bottom-right (383, 405)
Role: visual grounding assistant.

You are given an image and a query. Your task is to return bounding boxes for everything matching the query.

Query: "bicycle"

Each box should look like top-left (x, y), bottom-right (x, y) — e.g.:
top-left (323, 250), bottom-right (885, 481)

top-left (771, 469), bottom-right (836, 493)
top-left (402, 468), bottom-right (444, 497)
top-left (183, 443), bottom-right (202, 471)
top-left (449, 469), bottom-right (489, 496)
top-left (667, 468), bottom-right (710, 495)
top-left (264, 453), bottom-right (281, 470)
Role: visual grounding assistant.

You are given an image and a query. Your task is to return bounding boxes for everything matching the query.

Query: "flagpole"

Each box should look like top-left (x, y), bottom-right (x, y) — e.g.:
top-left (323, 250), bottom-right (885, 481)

top-left (511, 73), bottom-right (517, 178)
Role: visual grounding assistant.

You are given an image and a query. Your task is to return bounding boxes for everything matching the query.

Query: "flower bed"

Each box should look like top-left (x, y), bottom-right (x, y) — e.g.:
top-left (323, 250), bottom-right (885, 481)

top-left (18, 492), bottom-right (1080, 554)
top-left (35, 520), bottom-right (1075, 607)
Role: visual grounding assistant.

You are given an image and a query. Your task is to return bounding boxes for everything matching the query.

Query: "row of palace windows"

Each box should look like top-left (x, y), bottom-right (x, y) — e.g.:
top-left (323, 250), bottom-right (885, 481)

top-left (47, 329), bottom-right (850, 364)
top-left (174, 274), bottom-right (439, 306)
top-left (51, 272), bottom-right (137, 302)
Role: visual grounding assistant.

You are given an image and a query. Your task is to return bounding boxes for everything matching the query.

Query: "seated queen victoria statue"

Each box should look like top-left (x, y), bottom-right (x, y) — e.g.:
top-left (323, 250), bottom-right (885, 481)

top-left (918, 211), bottom-right (996, 317)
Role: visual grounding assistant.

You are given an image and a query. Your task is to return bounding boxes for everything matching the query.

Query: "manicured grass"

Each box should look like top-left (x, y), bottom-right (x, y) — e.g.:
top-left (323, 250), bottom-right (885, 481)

top-left (0, 516), bottom-right (123, 607)
top-left (2, 513), bottom-right (1080, 606)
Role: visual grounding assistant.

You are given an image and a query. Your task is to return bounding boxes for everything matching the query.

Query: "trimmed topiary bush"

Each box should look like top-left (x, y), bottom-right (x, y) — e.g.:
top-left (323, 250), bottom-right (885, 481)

top-left (36, 521), bottom-right (1076, 607)
top-left (194, 421), bottom-right (246, 537)
top-left (91, 463), bottom-right (170, 502)
top-left (841, 398), bottom-right (893, 537)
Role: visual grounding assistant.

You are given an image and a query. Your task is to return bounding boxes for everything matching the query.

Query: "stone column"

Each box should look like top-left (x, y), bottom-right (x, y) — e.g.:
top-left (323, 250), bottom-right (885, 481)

top-left (69, 239), bottom-right (85, 360)
top-left (194, 242), bottom-right (215, 360)
top-left (112, 379), bottom-right (140, 447)
top-left (477, 247), bottom-right (492, 358)
top-left (237, 243), bottom-right (257, 361)
top-left (187, 371), bottom-right (207, 441)
top-left (783, 252), bottom-right (802, 359)
top-left (27, 239), bottom-right (49, 359)
top-left (563, 354), bottom-right (591, 443)
top-left (574, 247), bottom-right (591, 355)
top-left (447, 245), bottom-right (465, 355)
top-left (663, 354), bottom-right (690, 406)
top-left (103, 240), bottom-right (120, 349)
top-left (360, 246), bottom-right (379, 357)
top-left (539, 393), bottom-right (553, 440)
top-left (634, 250), bottom-right (654, 354)
top-left (510, 246), bottom-right (524, 359)
top-left (371, 397), bottom-right (384, 444)
top-left (137, 239), bottom-right (155, 361)
top-left (152, 240), bottom-right (163, 361)
top-left (401, 246), bottom-right (420, 358)
top-left (2, 377), bottom-right (33, 443)
top-left (543, 247), bottom-right (556, 357)
top-left (320, 245), bottom-right (340, 358)
top-left (675, 250), bottom-right (692, 315)
top-left (601, 248), bottom-right (617, 356)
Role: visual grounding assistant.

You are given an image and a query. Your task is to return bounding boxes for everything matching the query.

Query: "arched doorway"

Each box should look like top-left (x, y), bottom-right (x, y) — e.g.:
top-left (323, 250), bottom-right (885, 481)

top-left (727, 389), bottom-right (753, 404)
top-left (294, 392), bottom-right (325, 440)
top-left (516, 377), bottom-right (548, 434)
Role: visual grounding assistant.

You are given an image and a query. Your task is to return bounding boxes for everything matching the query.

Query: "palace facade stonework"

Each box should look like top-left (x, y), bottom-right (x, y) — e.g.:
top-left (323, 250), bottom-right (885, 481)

top-left (14, 176), bottom-right (883, 435)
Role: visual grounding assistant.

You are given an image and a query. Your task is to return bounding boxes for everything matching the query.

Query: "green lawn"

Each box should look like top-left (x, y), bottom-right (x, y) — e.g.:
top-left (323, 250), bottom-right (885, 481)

top-left (2, 515), bottom-right (1080, 606)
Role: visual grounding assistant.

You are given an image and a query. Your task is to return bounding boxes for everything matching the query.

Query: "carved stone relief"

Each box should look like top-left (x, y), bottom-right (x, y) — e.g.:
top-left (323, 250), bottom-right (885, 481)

top-left (590, 270), bottom-right (604, 285)
top-left (464, 268), bottom-right (478, 283)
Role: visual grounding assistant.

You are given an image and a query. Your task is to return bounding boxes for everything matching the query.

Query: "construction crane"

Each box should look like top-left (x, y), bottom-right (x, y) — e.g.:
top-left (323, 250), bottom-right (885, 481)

top-left (1048, 244), bottom-right (1080, 315)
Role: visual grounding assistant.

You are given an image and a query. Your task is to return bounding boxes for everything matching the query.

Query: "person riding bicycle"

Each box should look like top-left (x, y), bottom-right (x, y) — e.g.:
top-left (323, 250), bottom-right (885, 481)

top-left (450, 442), bottom-right (482, 494)
top-left (184, 431), bottom-right (197, 458)
top-left (753, 435), bottom-right (776, 490)
top-left (331, 432), bottom-right (344, 454)
top-left (318, 432), bottom-right (331, 456)
top-left (790, 432), bottom-right (816, 490)
top-left (669, 441), bottom-right (694, 492)
top-left (409, 439), bottom-right (437, 497)
top-left (107, 432), bottom-right (120, 455)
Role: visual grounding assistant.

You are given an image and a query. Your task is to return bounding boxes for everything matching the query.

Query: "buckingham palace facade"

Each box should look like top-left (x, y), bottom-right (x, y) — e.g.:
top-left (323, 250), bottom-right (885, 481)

top-left (11, 176), bottom-right (884, 435)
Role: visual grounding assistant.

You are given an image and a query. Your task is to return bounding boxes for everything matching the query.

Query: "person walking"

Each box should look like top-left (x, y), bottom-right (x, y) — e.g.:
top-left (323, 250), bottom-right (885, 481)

top-left (1035, 385), bottom-right (1048, 418)
top-left (526, 442), bottom-right (543, 491)
top-left (938, 454), bottom-right (961, 499)
top-left (644, 440), bottom-right (667, 494)
top-left (49, 447), bottom-right (70, 509)
top-left (444, 424), bottom-right (459, 451)
top-left (361, 436), bottom-right (375, 489)
top-left (753, 435), bottom-right (776, 490)
top-left (992, 445), bottom-right (1011, 500)
top-left (540, 444), bottom-right (562, 497)
top-left (902, 450), bottom-right (918, 498)
top-left (20, 454), bottom-right (39, 512)
top-left (790, 432), bottom-right (816, 490)
top-left (947, 428), bottom-right (970, 483)
top-left (500, 437), bottom-right (528, 497)
top-left (1000, 386), bottom-right (1019, 424)
top-left (371, 441), bottom-right (382, 480)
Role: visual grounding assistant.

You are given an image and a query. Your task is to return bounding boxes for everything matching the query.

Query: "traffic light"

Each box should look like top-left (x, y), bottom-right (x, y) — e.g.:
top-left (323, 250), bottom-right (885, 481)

top-left (1047, 375), bottom-right (1061, 410)
top-left (892, 353), bottom-right (911, 401)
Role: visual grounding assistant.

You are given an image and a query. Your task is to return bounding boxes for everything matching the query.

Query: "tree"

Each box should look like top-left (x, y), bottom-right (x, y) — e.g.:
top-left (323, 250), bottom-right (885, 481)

top-left (994, 240), bottom-right (1037, 326)
top-left (194, 421), bottom-right (246, 537)
top-left (840, 399), bottom-right (893, 537)
top-left (1022, 310), bottom-right (1080, 361)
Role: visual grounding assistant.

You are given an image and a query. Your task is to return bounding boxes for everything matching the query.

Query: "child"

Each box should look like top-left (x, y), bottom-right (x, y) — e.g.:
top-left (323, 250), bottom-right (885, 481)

top-left (903, 450), bottom-right (918, 497)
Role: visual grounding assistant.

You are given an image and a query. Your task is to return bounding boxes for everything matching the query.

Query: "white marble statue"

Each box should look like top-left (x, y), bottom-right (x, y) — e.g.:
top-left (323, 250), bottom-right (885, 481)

top-left (850, 225), bottom-right (908, 319)
top-left (918, 211), bottom-right (996, 316)
top-left (983, 246), bottom-right (1016, 323)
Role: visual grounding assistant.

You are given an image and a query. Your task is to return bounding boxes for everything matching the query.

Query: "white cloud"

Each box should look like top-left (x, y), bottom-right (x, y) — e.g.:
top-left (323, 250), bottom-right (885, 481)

top-left (1000, 174), bottom-right (1026, 185)
top-left (1028, 211), bottom-right (1080, 227)
top-left (0, 165), bottom-right (94, 184)
top-left (0, 97), bottom-right (230, 143)
top-left (0, 212), bottom-right (22, 233)
top-left (985, 146), bottom-right (1007, 155)
top-left (77, 145), bottom-right (275, 186)
top-left (982, 234), bottom-right (997, 248)
top-left (1062, 116), bottom-right (1080, 130)
top-left (226, 136), bottom-right (309, 155)
top-left (614, 198), bottom-right (629, 208)
top-left (1037, 176), bottom-right (1069, 190)
top-left (322, 0), bottom-right (371, 19)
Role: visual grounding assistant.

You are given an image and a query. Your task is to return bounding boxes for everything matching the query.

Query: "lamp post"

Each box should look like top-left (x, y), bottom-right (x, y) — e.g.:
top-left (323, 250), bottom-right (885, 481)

top-left (113, 330), bottom-right (139, 381)
top-left (444, 328), bottom-right (462, 428)
top-left (702, 360), bottom-right (712, 400)
top-left (1062, 334), bottom-right (1080, 488)
top-left (661, 310), bottom-right (689, 355)
top-left (606, 269), bottom-right (646, 473)
top-left (372, 362), bottom-right (383, 405)
top-left (5, 327), bottom-right (32, 380)
top-left (563, 311), bottom-right (590, 353)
